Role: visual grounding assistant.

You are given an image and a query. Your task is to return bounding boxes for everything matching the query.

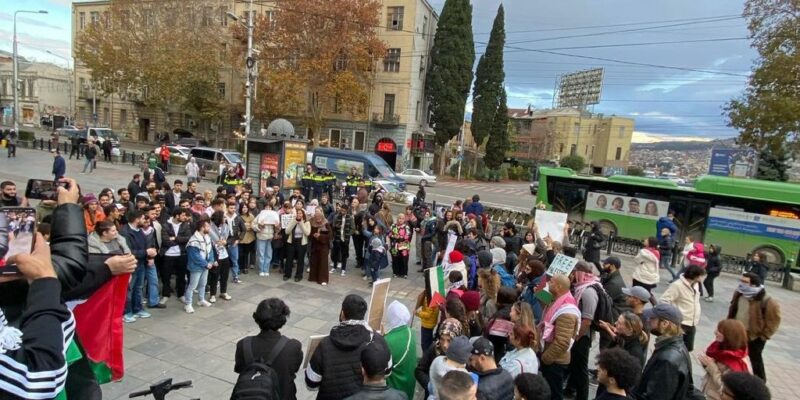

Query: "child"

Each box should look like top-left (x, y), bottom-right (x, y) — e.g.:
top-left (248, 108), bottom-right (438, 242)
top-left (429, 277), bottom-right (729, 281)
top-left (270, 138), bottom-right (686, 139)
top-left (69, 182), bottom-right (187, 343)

top-left (415, 289), bottom-right (439, 352)
top-left (367, 226), bottom-right (387, 286)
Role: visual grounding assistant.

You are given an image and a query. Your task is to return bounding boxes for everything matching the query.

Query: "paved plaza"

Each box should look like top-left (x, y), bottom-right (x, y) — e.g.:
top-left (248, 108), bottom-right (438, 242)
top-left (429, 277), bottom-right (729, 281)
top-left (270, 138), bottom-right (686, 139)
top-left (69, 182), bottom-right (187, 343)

top-left (1, 148), bottom-right (798, 400)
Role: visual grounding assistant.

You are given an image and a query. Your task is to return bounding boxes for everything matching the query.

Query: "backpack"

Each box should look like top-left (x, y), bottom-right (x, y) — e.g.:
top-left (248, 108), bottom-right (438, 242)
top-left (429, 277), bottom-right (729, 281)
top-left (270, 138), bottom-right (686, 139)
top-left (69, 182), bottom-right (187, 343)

top-left (587, 283), bottom-right (618, 332)
top-left (493, 264), bottom-right (517, 288)
top-left (230, 336), bottom-right (288, 400)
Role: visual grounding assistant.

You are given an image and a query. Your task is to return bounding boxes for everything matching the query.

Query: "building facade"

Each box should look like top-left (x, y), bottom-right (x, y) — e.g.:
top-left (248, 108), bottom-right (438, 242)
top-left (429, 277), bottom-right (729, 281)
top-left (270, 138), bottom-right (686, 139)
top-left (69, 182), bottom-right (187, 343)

top-left (71, 0), bottom-right (438, 170)
top-left (508, 107), bottom-right (634, 175)
top-left (0, 51), bottom-right (71, 128)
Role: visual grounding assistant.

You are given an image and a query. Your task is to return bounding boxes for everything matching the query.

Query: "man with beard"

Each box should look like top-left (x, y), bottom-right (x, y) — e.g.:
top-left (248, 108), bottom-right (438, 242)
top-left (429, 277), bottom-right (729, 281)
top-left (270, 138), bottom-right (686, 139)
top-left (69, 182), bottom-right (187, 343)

top-left (0, 181), bottom-right (27, 207)
top-left (631, 303), bottom-right (697, 400)
top-left (119, 210), bottom-right (158, 323)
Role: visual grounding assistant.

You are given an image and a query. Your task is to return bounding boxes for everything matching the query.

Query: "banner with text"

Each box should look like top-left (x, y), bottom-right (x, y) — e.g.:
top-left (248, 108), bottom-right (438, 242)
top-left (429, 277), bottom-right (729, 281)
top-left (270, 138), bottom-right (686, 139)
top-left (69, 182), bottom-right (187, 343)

top-left (586, 191), bottom-right (669, 220)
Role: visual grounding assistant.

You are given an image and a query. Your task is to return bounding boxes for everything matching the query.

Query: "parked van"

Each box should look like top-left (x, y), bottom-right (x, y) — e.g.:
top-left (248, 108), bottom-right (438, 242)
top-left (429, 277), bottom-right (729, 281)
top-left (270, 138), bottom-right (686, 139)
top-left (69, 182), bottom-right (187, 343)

top-left (311, 148), bottom-right (406, 191)
top-left (79, 127), bottom-right (120, 147)
top-left (188, 147), bottom-right (244, 176)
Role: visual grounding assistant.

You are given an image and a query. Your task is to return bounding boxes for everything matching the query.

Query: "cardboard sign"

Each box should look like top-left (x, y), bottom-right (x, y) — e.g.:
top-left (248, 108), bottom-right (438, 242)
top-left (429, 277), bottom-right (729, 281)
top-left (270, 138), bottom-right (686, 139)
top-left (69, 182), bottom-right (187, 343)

top-left (442, 231), bottom-right (458, 264)
top-left (280, 213), bottom-right (295, 229)
top-left (367, 278), bottom-right (392, 332)
top-left (303, 335), bottom-right (328, 368)
top-left (534, 210), bottom-right (568, 244)
top-left (546, 253), bottom-right (579, 277)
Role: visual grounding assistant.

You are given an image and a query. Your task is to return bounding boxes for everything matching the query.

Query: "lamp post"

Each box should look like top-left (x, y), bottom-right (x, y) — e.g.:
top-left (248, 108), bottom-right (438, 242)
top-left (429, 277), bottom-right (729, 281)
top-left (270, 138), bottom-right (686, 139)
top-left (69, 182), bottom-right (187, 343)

top-left (45, 50), bottom-right (72, 126)
top-left (227, 0), bottom-right (254, 160)
top-left (458, 94), bottom-right (480, 181)
top-left (12, 9), bottom-right (49, 132)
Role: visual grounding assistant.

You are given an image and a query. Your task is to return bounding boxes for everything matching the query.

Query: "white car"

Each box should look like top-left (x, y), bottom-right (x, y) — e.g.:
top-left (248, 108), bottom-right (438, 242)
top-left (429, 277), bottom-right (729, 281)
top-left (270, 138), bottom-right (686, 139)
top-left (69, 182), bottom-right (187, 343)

top-left (396, 169), bottom-right (437, 186)
top-left (154, 145), bottom-right (191, 160)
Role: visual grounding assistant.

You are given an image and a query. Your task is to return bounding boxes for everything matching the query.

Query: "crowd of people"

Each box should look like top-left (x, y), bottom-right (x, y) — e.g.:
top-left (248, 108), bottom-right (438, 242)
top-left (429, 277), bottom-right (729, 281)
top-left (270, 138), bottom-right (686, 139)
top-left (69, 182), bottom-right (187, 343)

top-left (0, 155), bottom-right (784, 400)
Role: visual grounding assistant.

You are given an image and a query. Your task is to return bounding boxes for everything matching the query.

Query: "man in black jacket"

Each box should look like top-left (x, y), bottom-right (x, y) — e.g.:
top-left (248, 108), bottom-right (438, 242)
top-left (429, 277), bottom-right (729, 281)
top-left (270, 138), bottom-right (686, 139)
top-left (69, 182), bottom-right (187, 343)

top-left (468, 337), bottom-right (514, 400)
top-left (330, 203), bottom-right (355, 275)
top-left (306, 294), bottom-right (390, 400)
top-left (120, 210), bottom-right (158, 323)
top-left (582, 221), bottom-right (605, 266)
top-left (158, 208), bottom-right (192, 306)
top-left (632, 304), bottom-right (696, 400)
top-left (344, 340), bottom-right (406, 400)
top-left (600, 256), bottom-right (629, 315)
top-left (127, 173), bottom-right (144, 199)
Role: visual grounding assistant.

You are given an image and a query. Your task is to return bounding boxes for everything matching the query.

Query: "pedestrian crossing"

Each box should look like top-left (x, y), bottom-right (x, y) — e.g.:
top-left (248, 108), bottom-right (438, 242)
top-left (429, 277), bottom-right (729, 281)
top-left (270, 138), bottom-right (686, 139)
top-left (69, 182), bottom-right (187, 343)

top-left (434, 181), bottom-right (530, 195)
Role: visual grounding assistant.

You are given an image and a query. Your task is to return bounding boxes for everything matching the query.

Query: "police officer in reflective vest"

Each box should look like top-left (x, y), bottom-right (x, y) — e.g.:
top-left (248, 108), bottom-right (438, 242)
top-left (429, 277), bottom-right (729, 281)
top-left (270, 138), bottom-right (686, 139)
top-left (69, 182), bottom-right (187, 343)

top-left (312, 169), bottom-right (326, 200)
top-left (323, 169), bottom-right (337, 200)
top-left (361, 174), bottom-right (374, 194)
top-left (345, 167), bottom-right (360, 198)
top-left (301, 164), bottom-right (315, 200)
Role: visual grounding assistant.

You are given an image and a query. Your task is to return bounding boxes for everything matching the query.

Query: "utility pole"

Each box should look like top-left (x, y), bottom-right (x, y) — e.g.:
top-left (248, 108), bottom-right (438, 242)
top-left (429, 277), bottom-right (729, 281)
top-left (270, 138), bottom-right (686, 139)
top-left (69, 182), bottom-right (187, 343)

top-left (245, 0), bottom-right (254, 159)
top-left (12, 10), bottom-right (48, 132)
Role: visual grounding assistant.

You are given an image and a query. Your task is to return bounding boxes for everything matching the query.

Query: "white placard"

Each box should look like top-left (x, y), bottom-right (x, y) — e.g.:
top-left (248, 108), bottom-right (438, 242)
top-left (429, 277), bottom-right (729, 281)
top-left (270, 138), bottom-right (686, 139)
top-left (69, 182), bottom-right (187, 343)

top-left (442, 231), bottom-right (458, 264)
top-left (534, 210), bottom-right (568, 244)
top-left (280, 214), bottom-right (295, 229)
top-left (586, 192), bottom-right (670, 220)
top-left (367, 278), bottom-right (392, 332)
top-left (303, 335), bottom-right (328, 368)
top-left (546, 253), bottom-right (579, 277)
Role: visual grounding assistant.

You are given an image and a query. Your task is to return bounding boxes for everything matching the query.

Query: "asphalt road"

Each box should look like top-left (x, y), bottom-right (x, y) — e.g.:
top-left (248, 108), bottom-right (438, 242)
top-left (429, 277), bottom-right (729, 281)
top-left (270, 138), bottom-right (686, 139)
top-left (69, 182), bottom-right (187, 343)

top-left (420, 180), bottom-right (535, 212)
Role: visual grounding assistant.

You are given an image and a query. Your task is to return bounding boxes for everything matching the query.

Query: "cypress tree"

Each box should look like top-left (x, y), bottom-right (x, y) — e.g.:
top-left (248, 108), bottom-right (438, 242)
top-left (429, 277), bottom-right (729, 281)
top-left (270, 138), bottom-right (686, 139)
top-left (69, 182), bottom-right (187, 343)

top-left (484, 89), bottom-right (510, 169)
top-left (426, 0), bottom-right (475, 174)
top-left (471, 4), bottom-right (505, 147)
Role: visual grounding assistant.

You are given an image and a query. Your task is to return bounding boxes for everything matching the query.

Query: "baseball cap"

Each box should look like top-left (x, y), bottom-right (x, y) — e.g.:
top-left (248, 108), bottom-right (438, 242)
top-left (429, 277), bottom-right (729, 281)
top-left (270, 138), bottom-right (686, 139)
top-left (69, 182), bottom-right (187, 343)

top-left (622, 286), bottom-right (651, 303)
top-left (446, 336), bottom-right (472, 365)
top-left (602, 256), bottom-right (621, 269)
top-left (642, 303), bottom-right (683, 325)
top-left (470, 337), bottom-right (494, 357)
top-left (113, 203), bottom-right (125, 211)
top-left (360, 341), bottom-right (391, 376)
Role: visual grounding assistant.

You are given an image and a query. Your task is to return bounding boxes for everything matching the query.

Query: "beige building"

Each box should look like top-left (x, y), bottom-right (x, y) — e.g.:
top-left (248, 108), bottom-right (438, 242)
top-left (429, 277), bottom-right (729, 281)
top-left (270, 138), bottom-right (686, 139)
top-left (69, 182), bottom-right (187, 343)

top-left (71, 0), bottom-right (439, 170)
top-left (0, 51), bottom-right (71, 128)
top-left (508, 107), bottom-right (634, 175)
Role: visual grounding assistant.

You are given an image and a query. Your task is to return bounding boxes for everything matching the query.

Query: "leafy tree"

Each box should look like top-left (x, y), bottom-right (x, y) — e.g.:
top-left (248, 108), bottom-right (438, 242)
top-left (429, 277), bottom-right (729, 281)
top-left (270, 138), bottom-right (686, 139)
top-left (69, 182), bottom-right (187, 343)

top-left (471, 4), bottom-right (505, 147)
top-left (560, 155), bottom-right (586, 172)
top-left (756, 147), bottom-right (790, 181)
top-left (426, 0), bottom-right (475, 173)
top-left (484, 90), bottom-right (509, 169)
top-left (75, 0), bottom-right (225, 119)
top-left (724, 0), bottom-right (799, 153)
top-left (627, 166), bottom-right (645, 176)
top-left (245, 0), bottom-right (386, 145)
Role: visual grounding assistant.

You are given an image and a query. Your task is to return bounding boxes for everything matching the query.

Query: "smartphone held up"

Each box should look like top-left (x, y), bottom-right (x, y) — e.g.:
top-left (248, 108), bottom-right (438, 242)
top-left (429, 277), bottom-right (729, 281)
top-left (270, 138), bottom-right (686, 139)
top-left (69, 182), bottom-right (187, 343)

top-left (0, 207), bottom-right (37, 276)
top-left (25, 179), bottom-right (68, 201)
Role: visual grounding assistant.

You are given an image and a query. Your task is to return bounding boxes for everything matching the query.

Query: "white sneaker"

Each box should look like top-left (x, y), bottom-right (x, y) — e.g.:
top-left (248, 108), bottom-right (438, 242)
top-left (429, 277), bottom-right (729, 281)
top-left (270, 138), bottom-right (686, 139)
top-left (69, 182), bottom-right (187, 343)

top-left (330, 267), bottom-right (336, 273)
top-left (306, 267), bottom-right (310, 272)
top-left (321, 282), bottom-right (327, 286)
top-left (362, 275), bottom-right (368, 281)
top-left (340, 270), bottom-right (346, 277)
top-left (259, 272), bottom-right (266, 277)
top-left (265, 272), bottom-right (269, 277)
top-left (159, 296), bottom-right (169, 305)
top-left (209, 296), bottom-right (217, 303)
top-left (179, 296), bottom-right (188, 305)
top-left (336, 263), bottom-right (342, 270)
top-left (220, 293), bottom-right (231, 300)
top-left (184, 304), bottom-right (195, 314)
top-left (198, 300), bottom-right (212, 307)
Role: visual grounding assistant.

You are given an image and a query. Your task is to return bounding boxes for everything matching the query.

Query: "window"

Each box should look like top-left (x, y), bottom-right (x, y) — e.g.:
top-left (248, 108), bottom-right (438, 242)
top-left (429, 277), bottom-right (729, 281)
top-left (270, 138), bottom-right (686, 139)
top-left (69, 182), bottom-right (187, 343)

top-left (332, 96), bottom-right (341, 114)
top-left (590, 145), bottom-right (595, 158)
top-left (383, 94), bottom-right (396, 117)
top-left (202, 6), bottom-right (213, 26)
top-left (384, 48), bottom-right (400, 72)
top-left (615, 147), bottom-right (622, 160)
top-left (387, 7), bottom-right (404, 31)
top-left (353, 131), bottom-right (366, 151)
top-left (585, 145), bottom-right (588, 155)
top-left (329, 129), bottom-right (341, 148)
top-left (265, 10), bottom-right (277, 29)
top-left (570, 144), bottom-right (577, 156)
top-left (120, 109), bottom-right (127, 126)
top-left (90, 11), bottom-right (100, 24)
top-left (559, 143), bottom-right (564, 154)
top-left (618, 126), bottom-right (625, 138)
top-left (573, 123), bottom-right (580, 136)
top-left (79, 12), bottom-right (85, 29)
top-left (308, 91), bottom-right (319, 112)
top-left (217, 83), bottom-right (226, 98)
top-left (419, 55), bottom-right (425, 75)
top-left (415, 101), bottom-right (420, 121)
top-left (334, 52), bottom-right (348, 71)
top-left (422, 15), bottom-right (428, 35)
top-left (103, 12), bottom-right (110, 28)
top-left (103, 107), bottom-right (109, 125)
top-left (219, 7), bottom-right (228, 26)
top-left (143, 9), bottom-right (154, 27)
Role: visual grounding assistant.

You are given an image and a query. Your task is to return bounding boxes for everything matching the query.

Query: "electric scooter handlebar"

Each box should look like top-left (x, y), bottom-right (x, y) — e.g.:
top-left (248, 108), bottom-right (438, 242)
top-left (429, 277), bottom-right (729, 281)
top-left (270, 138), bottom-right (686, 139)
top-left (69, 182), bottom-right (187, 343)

top-left (129, 379), bottom-right (193, 399)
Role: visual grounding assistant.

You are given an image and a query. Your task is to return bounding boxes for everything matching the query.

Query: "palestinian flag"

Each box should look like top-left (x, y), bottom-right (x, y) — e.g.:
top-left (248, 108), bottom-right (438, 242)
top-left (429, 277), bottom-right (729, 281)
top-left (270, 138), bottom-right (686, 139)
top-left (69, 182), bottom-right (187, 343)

top-left (72, 275), bottom-right (129, 383)
top-left (426, 266), bottom-right (446, 308)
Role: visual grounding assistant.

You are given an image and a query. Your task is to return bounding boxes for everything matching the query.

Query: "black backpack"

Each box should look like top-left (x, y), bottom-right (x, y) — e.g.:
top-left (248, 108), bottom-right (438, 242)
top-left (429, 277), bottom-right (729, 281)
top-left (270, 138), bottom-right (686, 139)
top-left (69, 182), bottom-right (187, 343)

top-left (230, 336), bottom-right (288, 400)
top-left (588, 283), bottom-right (619, 332)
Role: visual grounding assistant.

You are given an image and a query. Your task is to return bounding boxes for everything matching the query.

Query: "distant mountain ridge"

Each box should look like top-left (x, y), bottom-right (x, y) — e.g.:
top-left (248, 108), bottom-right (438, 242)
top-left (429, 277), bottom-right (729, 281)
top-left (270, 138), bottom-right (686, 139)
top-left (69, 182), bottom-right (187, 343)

top-left (631, 138), bottom-right (738, 151)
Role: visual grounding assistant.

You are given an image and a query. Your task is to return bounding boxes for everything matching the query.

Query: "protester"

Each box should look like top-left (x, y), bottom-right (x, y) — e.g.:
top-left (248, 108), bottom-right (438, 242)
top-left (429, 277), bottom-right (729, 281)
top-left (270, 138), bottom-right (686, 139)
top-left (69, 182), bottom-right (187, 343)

top-left (600, 256), bottom-right (629, 314)
top-left (159, 208), bottom-right (192, 306)
top-left (234, 298), bottom-right (303, 400)
top-left (389, 212), bottom-right (412, 278)
top-left (429, 335), bottom-right (472, 399)
top-left (513, 373), bottom-right (551, 400)
top-left (697, 319), bottom-right (750, 400)
top-left (704, 244), bottom-right (722, 302)
top-left (565, 262), bottom-right (602, 400)
top-left (305, 294), bottom-right (390, 400)
top-left (82, 193), bottom-right (106, 233)
top-left (208, 211), bottom-right (233, 302)
top-left (383, 301), bottom-right (418, 399)
top-left (721, 372), bottom-right (771, 400)
top-left (344, 340), bottom-right (407, 400)
top-left (468, 337), bottom-right (514, 400)
top-left (120, 209), bottom-right (158, 322)
top-left (253, 202), bottom-right (280, 276)
top-left (597, 311), bottom-right (649, 366)
top-left (484, 286), bottom-right (517, 361)
top-left (415, 289), bottom-right (441, 353)
top-left (416, 318), bottom-right (462, 398)
top-left (632, 237), bottom-right (660, 305)
top-left (658, 227), bottom-right (678, 281)
top-left (621, 286), bottom-right (649, 321)
top-left (238, 203), bottom-right (257, 275)
top-left (498, 324), bottom-right (539, 378)
top-left (330, 202), bottom-right (355, 276)
top-left (582, 221), bottom-right (605, 265)
top-left (660, 264), bottom-right (706, 351)
top-left (595, 348), bottom-right (641, 400)
top-left (284, 209), bottom-right (310, 282)
top-left (309, 207), bottom-right (332, 286)
top-left (745, 252), bottom-right (769, 283)
top-left (727, 272), bottom-right (781, 382)
top-left (437, 370), bottom-right (477, 400)
top-left (538, 274), bottom-right (581, 400)
top-left (184, 218), bottom-right (214, 314)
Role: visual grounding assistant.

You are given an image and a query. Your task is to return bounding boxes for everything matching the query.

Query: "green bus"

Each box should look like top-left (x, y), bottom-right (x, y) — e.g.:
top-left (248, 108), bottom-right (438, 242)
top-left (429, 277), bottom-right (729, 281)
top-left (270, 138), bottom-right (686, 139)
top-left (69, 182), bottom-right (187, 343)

top-left (535, 167), bottom-right (800, 269)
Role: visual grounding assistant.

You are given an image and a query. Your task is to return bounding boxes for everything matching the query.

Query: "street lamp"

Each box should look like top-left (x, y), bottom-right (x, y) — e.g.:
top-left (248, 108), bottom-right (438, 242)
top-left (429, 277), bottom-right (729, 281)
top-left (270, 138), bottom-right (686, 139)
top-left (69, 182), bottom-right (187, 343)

top-left (227, 0), bottom-right (254, 159)
top-left (12, 9), bottom-right (48, 132)
top-left (458, 94), bottom-right (481, 181)
top-left (45, 50), bottom-right (73, 126)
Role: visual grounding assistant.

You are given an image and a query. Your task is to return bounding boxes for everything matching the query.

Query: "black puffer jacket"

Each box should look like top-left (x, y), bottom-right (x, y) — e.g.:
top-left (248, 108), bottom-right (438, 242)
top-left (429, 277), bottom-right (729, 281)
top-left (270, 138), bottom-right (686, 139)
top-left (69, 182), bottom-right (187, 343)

top-left (582, 221), bottom-right (605, 265)
top-left (306, 323), bottom-right (389, 400)
top-left (475, 367), bottom-right (514, 400)
top-left (50, 203), bottom-right (90, 298)
top-left (632, 335), bottom-right (695, 400)
top-left (160, 219), bottom-right (193, 255)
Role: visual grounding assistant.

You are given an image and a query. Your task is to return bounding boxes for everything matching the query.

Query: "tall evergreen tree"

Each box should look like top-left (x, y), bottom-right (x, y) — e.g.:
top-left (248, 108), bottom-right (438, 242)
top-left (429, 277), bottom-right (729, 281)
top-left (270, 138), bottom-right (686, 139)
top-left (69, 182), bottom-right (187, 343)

top-left (484, 89), bottom-right (510, 169)
top-left (756, 147), bottom-right (789, 182)
top-left (471, 4), bottom-right (506, 147)
top-left (426, 0), bottom-right (475, 173)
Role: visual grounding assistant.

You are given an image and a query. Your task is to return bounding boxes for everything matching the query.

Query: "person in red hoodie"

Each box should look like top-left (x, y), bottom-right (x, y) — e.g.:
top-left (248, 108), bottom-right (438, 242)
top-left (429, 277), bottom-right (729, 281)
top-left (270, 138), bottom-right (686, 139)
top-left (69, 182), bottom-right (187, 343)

top-left (685, 241), bottom-right (707, 296)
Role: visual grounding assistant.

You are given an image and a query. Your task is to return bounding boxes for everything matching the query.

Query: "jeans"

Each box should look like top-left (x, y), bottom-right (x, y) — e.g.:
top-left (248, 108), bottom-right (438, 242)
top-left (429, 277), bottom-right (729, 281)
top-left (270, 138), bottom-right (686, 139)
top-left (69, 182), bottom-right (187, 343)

top-left (185, 269), bottom-right (208, 304)
top-left (256, 239), bottom-right (273, 273)
top-left (125, 261), bottom-right (146, 316)
top-left (749, 338), bottom-right (767, 382)
top-left (660, 252), bottom-right (678, 280)
top-left (420, 327), bottom-right (434, 354)
top-left (228, 244), bottom-right (240, 279)
top-left (144, 263), bottom-right (159, 307)
top-left (541, 363), bottom-right (569, 400)
top-left (566, 335), bottom-right (592, 400)
top-left (82, 157), bottom-right (95, 173)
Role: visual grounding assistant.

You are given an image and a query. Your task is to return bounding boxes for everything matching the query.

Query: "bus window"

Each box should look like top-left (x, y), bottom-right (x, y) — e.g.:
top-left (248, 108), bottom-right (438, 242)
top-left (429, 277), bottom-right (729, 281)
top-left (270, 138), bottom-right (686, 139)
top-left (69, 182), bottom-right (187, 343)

top-left (670, 197), bottom-right (710, 243)
top-left (552, 182), bottom-right (587, 221)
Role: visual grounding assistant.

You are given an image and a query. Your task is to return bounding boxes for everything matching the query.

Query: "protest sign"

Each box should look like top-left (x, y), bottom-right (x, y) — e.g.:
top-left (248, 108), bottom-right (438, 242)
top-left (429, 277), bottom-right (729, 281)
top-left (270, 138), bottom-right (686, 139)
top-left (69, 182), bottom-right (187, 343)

top-left (280, 214), bottom-right (294, 229)
top-left (303, 335), bottom-right (328, 368)
top-left (546, 253), bottom-right (579, 277)
top-left (367, 278), bottom-right (391, 332)
top-left (534, 210), bottom-right (568, 243)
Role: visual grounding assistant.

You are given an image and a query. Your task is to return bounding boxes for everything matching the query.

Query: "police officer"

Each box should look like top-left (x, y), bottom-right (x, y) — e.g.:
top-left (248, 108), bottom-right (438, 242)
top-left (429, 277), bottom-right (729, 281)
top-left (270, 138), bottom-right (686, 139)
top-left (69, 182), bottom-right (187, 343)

top-left (301, 164), bottom-right (315, 200)
top-left (362, 174), bottom-right (374, 194)
top-left (324, 169), bottom-right (337, 201)
top-left (345, 167), bottom-right (360, 198)
top-left (312, 168), bottom-right (326, 200)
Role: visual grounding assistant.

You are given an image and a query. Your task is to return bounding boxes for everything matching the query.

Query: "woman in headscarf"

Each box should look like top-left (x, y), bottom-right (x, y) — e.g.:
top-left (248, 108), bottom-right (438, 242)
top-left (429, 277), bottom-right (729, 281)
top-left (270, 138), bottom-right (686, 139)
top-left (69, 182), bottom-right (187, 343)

top-left (415, 318), bottom-right (463, 399)
top-left (307, 208), bottom-right (330, 286)
top-left (384, 301), bottom-right (418, 400)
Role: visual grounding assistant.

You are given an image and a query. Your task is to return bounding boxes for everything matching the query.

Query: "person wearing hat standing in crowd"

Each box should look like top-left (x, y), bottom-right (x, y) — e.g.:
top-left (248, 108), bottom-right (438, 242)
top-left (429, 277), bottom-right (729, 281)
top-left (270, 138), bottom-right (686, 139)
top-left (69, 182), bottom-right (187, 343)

top-left (444, 250), bottom-right (469, 286)
top-left (344, 340), bottom-right (407, 400)
top-left (51, 149), bottom-right (66, 180)
top-left (416, 318), bottom-right (462, 399)
top-left (461, 290), bottom-right (483, 337)
top-left (383, 301), bottom-right (418, 400)
top-left (622, 286), bottom-right (650, 321)
top-left (82, 193), bottom-right (106, 233)
top-left (469, 337), bottom-right (514, 400)
top-left (428, 335), bottom-right (473, 399)
top-left (632, 303), bottom-right (698, 400)
top-left (599, 256), bottom-right (629, 316)
top-left (538, 274), bottom-right (581, 400)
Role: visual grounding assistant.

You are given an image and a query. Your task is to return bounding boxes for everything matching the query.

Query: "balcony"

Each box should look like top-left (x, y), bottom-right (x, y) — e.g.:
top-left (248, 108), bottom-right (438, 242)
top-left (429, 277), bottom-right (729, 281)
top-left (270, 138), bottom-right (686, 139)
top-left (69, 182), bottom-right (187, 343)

top-left (371, 113), bottom-right (400, 126)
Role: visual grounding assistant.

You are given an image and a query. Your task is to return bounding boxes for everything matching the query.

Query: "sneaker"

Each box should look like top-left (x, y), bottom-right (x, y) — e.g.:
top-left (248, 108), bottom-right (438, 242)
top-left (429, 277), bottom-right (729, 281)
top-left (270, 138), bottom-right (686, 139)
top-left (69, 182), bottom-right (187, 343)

top-left (233, 278), bottom-right (242, 284)
top-left (179, 296), bottom-right (189, 305)
top-left (148, 303), bottom-right (166, 309)
top-left (135, 311), bottom-right (151, 319)
top-left (704, 296), bottom-right (714, 302)
top-left (220, 293), bottom-right (232, 300)
top-left (362, 275), bottom-right (368, 281)
top-left (336, 263), bottom-right (342, 270)
top-left (193, 289), bottom-right (199, 294)
top-left (264, 272), bottom-right (269, 277)
top-left (259, 272), bottom-right (266, 277)
top-left (321, 282), bottom-right (327, 286)
top-left (184, 304), bottom-right (195, 314)
top-left (159, 296), bottom-right (169, 305)
top-left (340, 270), bottom-right (346, 277)
top-left (209, 295), bottom-right (217, 303)
top-left (122, 314), bottom-right (137, 323)
top-left (330, 267), bottom-right (336, 273)
top-left (198, 300), bottom-right (212, 307)
top-left (306, 267), bottom-right (310, 272)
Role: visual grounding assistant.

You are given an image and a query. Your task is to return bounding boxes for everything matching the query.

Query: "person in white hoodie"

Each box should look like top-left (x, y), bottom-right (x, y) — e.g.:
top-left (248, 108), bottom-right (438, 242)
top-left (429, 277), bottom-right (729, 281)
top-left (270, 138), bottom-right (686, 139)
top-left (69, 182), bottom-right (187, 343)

top-left (185, 157), bottom-right (200, 183)
top-left (632, 237), bottom-right (660, 305)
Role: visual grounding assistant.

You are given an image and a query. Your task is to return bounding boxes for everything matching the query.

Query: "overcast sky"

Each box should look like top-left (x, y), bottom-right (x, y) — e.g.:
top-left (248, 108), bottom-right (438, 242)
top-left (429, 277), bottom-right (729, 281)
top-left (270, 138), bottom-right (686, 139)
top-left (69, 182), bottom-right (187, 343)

top-left (3, 0), bottom-right (756, 142)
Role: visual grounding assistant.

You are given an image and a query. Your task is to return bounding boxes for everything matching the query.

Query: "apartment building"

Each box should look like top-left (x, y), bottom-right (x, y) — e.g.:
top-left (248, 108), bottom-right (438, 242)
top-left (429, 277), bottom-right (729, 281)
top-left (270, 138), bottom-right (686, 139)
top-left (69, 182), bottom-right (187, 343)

top-left (508, 107), bottom-right (634, 175)
top-left (72, 0), bottom-right (439, 170)
top-left (0, 51), bottom-right (71, 127)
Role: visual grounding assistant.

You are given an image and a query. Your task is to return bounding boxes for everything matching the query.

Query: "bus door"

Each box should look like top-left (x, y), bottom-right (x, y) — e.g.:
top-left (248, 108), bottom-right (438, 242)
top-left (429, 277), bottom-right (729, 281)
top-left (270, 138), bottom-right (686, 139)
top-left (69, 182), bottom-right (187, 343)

top-left (669, 197), bottom-right (711, 244)
top-left (551, 181), bottom-right (589, 223)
